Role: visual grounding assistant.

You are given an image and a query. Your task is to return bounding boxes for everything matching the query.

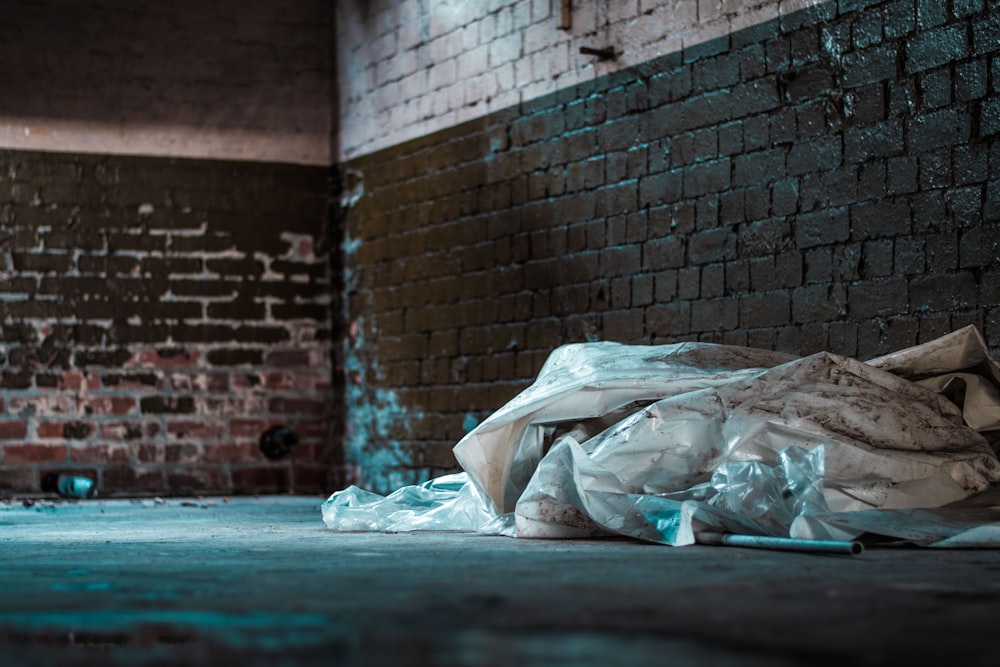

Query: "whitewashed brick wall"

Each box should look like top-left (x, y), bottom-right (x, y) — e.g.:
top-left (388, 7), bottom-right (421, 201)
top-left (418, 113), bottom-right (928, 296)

top-left (336, 0), bottom-right (828, 161)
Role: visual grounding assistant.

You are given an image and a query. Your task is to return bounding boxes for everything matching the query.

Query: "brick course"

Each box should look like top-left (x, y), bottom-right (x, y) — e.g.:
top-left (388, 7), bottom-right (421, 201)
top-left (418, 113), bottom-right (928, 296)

top-left (338, 1), bottom-right (1000, 487)
top-left (0, 151), bottom-right (338, 496)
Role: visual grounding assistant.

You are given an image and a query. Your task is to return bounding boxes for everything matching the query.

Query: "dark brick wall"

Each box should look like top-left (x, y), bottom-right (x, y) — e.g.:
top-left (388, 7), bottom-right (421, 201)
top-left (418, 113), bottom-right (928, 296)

top-left (338, 1), bottom-right (1000, 490)
top-left (0, 150), bottom-right (341, 496)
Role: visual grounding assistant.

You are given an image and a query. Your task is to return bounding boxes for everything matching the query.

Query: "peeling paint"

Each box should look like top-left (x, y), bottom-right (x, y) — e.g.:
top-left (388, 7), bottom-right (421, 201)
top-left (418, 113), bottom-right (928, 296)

top-left (343, 316), bottom-right (425, 493)
top-left (341, 220), bottom-right (423, 491)
top-left (340, 179), bottom-right (426, 490)
top-left (339, 170), bottom-right (365, 210)
top-left (462, 413), bottom-right (479, 433)
top-left (342, 233), bottom-right (361, 256)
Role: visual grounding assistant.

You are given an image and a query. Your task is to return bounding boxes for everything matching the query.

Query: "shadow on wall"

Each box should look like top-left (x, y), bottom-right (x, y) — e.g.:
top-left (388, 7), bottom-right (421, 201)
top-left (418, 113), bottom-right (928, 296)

top-left (0, 0), bottom-right (330, 131)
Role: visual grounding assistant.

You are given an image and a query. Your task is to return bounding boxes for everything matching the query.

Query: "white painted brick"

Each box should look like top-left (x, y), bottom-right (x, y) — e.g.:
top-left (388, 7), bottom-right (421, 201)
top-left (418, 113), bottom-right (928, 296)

top-left (489, 89), bottom-right (521, 113)
top-left (530, 51), bottom-right (551, 82)
top-left (688, 17), bottom-right (733, 48)
top-left (730, 4), bottom-right (776, 34)
top-left (372, 31), bottom-right (398, 62)
top-left (398, 19), bottom-right (425, 51)
top-left (488, 33), bottom-right (522, 67)
top-left (399, 0), bottom-right (422, 24)
top-left (398, 50), bottom-right (421, 78)
top-left (375, 58), bottom-right (401, 87)
top-left (779, 0), bottom-right (821, 15)
top-left (512, 2), bottom-right (532, 33)
top-left (444, 29), bottom-right (466, 59)
top-left (463, 75), bottom-right (485, 107)
top-left (412, 42), bottom-right (432, 70)
top-left (493, 61), bottom-right (516, 93)
top-left (401, 99), bottom-right (420, 127)
top-left (549, 39), bottom-right (571, 76)
top-left (449, 82), bottom-right (467, 112)
top-left (458, 44), bottom-right (490, 81)
top-left (493, 7), bottom-right (515, 37)
top-left (412, 95), bottom-right (428, 122)
top-left (531, 0), bottom-right (552, 22)
top-left (336, 0), bottom-right (830, 160)
top-left (460, 22), bottom-right (480, 51)
top-left (429, 35), bottom-right (451, 62)
top-left (654, 0), bottom-right (699, 25)
top-left (645, 33), bottom-right (686, 60)
top-left (513, 59), bottom-right (533, 87)
top-left (698, 0), bottom-right (722, 21)
top-left (479, 14), bottom-right (497, 43)
top-left (523, 21), bottom-right (551, 55)
top-left (428, 10), bottom-right (456, 40)
top-left (431, 87), bottom-right (452, 117)
top-left (428, 58), bottom-right (457, 90)
top-left (520, 79), bottom-right (552, 102)
top-left (479, 69), bottom-right (501, 99)
top-left (382, 81), bottom-right (402, 111)
top-left (455, 104), bottom-right (480, 126)
top-left (609, 0), bottom-right (642, 22)
top-left (573, 2), bottom-right (599, 34)
top-left (374, 3), bottom-right (401, 36)
top-left (488, 0), bottom-right (514, 13)
top-left (400, 70), bottom-right (429, 100)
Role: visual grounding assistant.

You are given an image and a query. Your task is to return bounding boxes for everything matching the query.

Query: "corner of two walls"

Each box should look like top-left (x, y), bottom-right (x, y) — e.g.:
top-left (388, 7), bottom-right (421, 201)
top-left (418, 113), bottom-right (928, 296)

top-left (0, 0), bottom-right (343, 497)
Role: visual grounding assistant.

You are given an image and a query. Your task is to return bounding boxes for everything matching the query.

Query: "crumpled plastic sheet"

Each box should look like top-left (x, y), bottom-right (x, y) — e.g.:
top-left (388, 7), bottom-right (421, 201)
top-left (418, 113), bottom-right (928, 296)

top-left (322, 326), bottom-right (1000, 547)
top-left (792, 483), bottom-right (1000, 547)
top-left (319, 472), bottom-right (496, 533)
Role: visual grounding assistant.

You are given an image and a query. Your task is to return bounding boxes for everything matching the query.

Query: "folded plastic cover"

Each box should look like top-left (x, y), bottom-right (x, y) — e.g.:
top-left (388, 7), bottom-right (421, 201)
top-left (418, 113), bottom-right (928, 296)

top-left (322, 327), bottom-right (1000, 547)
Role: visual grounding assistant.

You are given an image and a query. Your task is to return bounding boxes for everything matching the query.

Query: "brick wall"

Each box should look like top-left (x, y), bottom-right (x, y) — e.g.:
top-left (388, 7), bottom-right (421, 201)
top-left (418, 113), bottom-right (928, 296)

top-left (338, 1), bottom-right (1000, 491)
top-left (0, 150), bottom-right (339, 497)
top-left (335, 0), bottom-right (827, 160)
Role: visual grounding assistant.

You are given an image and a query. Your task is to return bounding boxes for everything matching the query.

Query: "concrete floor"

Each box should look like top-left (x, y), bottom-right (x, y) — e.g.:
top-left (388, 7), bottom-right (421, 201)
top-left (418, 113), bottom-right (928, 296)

top-left (1, 497), bottom-right (999, 666)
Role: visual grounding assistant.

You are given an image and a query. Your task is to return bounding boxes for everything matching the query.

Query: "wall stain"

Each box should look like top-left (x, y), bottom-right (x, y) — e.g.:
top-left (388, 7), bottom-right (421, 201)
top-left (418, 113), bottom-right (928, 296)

top-left (341, 220), bottom-right (424, 493)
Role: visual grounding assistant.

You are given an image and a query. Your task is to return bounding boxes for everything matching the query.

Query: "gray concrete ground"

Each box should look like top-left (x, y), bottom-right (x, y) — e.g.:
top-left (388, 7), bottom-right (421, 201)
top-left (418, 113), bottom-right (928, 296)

top-left (1, 496), bottom-right (999, 666)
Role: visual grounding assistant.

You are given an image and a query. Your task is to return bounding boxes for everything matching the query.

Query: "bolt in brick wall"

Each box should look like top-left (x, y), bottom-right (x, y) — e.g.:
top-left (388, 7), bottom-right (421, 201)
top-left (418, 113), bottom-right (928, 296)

top-left (0, 150), bottom-right (340, 497)
top-left (338, 1), bottom-right (1000, 490)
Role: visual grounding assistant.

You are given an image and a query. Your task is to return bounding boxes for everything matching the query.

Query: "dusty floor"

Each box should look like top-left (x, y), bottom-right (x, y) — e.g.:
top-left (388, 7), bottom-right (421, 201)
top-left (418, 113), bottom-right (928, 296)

top-left (1, 497), bottom-right (999, 666)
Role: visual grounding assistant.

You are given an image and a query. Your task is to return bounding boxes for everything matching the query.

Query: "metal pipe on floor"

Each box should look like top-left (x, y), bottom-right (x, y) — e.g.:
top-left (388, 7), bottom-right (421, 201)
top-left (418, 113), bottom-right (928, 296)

top-left (696, 532), bottom-right (864, 555)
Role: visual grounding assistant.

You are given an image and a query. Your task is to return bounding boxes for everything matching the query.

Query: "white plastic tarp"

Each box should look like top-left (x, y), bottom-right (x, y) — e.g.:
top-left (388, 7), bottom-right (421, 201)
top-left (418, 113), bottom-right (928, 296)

top-left (323, 326), bottom-right (1000, 547)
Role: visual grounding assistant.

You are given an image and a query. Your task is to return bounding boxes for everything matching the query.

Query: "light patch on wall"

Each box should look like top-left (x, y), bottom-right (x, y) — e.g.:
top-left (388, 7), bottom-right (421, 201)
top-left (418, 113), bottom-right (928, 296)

top-left (462, 413), bottom-right (479, 433)
top-left (340, 170), bottom-right (366, 210)
top-left (0, 117), bottom-right (330, 166)
top-left (336, 0), bottom-right (832, 160)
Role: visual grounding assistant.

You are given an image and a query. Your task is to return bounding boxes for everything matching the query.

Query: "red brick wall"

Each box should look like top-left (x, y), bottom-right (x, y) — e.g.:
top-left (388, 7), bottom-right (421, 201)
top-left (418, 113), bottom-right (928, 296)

top-left (0, 151), bottom-right (341, 497)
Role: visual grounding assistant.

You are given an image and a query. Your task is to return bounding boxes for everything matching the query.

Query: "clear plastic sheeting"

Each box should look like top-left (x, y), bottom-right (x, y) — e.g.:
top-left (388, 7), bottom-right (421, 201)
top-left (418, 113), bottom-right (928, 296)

top-left (792, 482), bottom-right (1000, 547)
top-left (322, 327), bottom-right (1000, 548)
top-left (514, 441), bottom-right (831, 546)
top-left (453, 342), bottom-right (796, 514)
top-left (322, 473), bottom-right (495, 533)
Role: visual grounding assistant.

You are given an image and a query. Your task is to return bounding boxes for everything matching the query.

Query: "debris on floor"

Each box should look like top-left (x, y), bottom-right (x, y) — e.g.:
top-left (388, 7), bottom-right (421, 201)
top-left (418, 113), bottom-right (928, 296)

top-left (42, 473), bottom-right (98, 499)
top-left (323, 326), bottom-right (1000, 549)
